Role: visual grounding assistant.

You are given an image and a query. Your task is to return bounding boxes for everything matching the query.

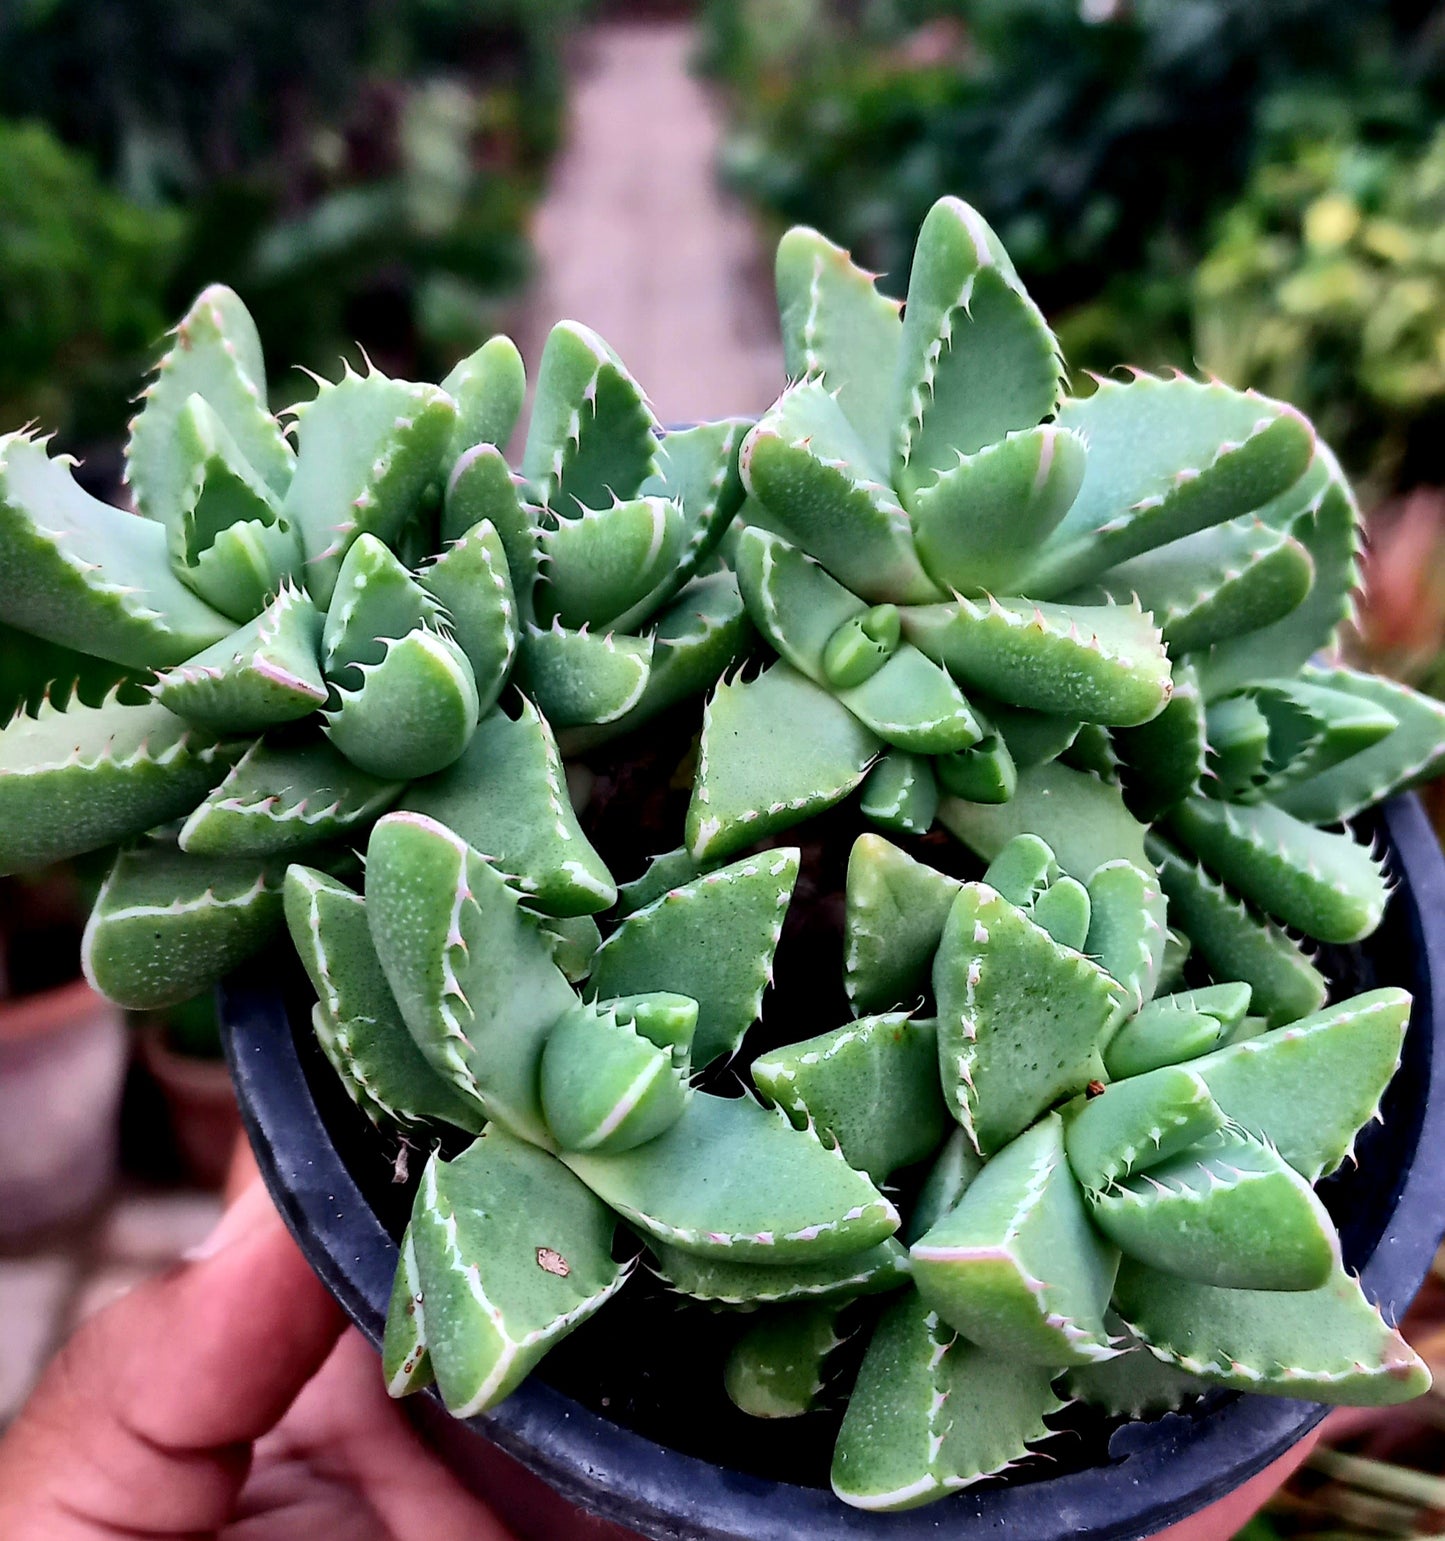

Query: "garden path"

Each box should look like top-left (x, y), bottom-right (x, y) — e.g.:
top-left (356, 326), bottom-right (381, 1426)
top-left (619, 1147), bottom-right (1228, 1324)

top-left (518, 17), bottom-right (781, 425)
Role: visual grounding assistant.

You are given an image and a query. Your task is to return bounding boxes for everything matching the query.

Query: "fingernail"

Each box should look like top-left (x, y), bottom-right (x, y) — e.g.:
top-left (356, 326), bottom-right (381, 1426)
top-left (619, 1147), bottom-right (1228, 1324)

top-left (184, 1179), bottom-right (275, 1263)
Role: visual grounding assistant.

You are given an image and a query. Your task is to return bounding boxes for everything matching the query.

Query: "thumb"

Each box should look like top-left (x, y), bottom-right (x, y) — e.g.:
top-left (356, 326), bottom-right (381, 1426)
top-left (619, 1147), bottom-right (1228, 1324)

top-left (0, 1178), bottom-right (345, 1538)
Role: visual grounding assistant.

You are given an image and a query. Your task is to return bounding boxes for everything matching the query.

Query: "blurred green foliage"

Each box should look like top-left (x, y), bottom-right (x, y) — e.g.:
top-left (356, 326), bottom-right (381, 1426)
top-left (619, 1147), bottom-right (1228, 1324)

top-left (0, 0), bottom-right (589, 443)
top-left (0, 122), bottom-right (184, 440)
top-left (707, 0), bottom-right (1441, 302)
top-left (1195, 110), bottom-right (1445, 496)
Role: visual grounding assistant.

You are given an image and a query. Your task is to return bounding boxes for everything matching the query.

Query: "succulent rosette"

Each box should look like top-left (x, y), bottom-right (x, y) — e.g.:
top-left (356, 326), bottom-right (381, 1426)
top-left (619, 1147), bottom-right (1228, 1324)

top-left (2, 196), bottom-right (1443, 1514)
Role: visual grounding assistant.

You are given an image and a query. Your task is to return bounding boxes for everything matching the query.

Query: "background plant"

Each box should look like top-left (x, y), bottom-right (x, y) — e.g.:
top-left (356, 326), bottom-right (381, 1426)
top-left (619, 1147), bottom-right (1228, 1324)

top-left (0, 0), bottom-right (589, 442)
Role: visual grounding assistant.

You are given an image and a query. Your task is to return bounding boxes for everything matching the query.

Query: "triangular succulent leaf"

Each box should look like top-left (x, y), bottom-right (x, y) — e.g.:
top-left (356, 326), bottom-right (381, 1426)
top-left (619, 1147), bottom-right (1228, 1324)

top-left (521, 322), bottom-right (659, 515)
top-left (910, 1114), bottom-right (1119, 1363)
top-left (406, 1132), bottom-right (628, 1416)
top-left (180, 736), bottom-right (401, 857)
top-left (0, 689), bottom-right (235, 875)
top-left (0, 432), bottom-right (233, 668)
top-left (364, 811), bottom-right (576, 1145)
top-left (405, 699), bottom-right (615, 916)
top-left (564, 1090), bottom-right (899, 1262)
top-left (82, 843), bottom-right (287, 1009)
top-left (893, 197), bottom-right (1063, 501)
top-left (753, 1012), bottom-right (948, 1184)
top-left (1113, 1259), bottom-right (1429, 1405)
top-left (687, 662), bottom-right (880, 862)
top-left (283, 865), bottom-right (485, 1131)
top-left (589, 848), bottom-right (798, 1067)
top-left (776, 225), bottom-right (902, 469)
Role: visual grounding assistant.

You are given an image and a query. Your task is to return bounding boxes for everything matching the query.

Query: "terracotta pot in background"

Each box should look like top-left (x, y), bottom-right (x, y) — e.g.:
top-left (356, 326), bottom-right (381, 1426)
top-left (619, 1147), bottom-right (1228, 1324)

top-left (137, 1023), bottom-right (243, 1191)
top-left (0, 977), bottom-right (127, 1244)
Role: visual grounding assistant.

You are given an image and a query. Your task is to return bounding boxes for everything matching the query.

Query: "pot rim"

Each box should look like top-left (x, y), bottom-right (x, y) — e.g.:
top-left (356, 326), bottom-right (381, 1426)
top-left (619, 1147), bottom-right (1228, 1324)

top-left (222, 794), bottom-right (1445, 1541)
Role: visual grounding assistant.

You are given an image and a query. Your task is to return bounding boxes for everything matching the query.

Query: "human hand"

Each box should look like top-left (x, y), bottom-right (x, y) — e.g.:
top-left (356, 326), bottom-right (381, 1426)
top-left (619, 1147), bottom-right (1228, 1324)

top-left (0, 1179), bottom-right (515, 1540)
top-left (0, 1176), bottom-right (1311, 1541)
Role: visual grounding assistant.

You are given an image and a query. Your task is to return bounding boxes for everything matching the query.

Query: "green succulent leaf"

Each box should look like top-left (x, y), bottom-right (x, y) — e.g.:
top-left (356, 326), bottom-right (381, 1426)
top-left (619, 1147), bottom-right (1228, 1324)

top-left (440, 334), bottom-right (526, 464)
top-left (521, 322), bottom-right (659, 515)
top-left (740, 381), bottom-right (939, 604)
top-left (1195, 444), bottom-right (1362, 697)
top-left (589, 847), bottom-right (798, 1067)
top-left (1273, 666), bottom-right (1445, 824)
top-left (1062, 1065), bottom-right (1224, 1192)
top-left (1166, 795), bottom-right (1389, 944)
top-left (942, 763), bottom-right (1164, 936)
top-left (893, 197), bottom-right (1063, 502)
top-left (321, 534), bottom-right (443, 681)
top-left (0, 689), bottom-right (235, 875)
top-left (650, 1236), bottom-right (910, 1308)
top-left (405, 1131), bottom-right (628, 1416)
top-left (1088, 1126), bottom-right (1339, 1291)
top-left (283, 865), bottom-right (485, 1132)
top-left (405, 699), bottom-right (616, 917)
top-left (1027, 875), bottom-right (1091, 951)
top-left (283, 362), bottom-right (456, 608)
top-left (858, 749), bottom-right (939, 835)
top-left (725, 1301), bottom-right (847, 1419)
top-left (442, 444), bottom-right (541, 605)
top-left (1027, 376), bottom-right (1316, 595)
top-left (905, 1128), bottom-right (985, 1244)
top-left (562, 570), bottom-right (755, 753)
top-left (537, 913), bottom-right (602, 985)
top-left (1185, 988), bottom-right (1410, 1181)
top-left (910, 1113), bottom-right (1119, 1364)
top-left (537, 496), bottom-right (685, 632)
top-left (82, 843), bottom-right (286, 1009)
top-left (382, 1230), bottom-right (433, 1397)
top-left (562, 1090), bottom-right (899, 1264)
top-left (540, 998), bottom-right (693, 1154)
top-left (1113, 1259), bottom-right (1429, 1405)
top-left (1083, 858), bottom-right (1167, 1013)
top-left (1063, 1331), bottom-right (1206, 1419)
top-left (180, 737), bottom-right (401, 858)
top-left (0, 431), bottom-right (232, 668)
top-left (1103, 996), bottom-right (1225, 1081)
top-left (126, 285), bottom-right (294, 531)
top-left (1086, 517), bottom-right (1314, 656)
top-left (1113, 659), bottom-right (1207, 819)
top-left (936, 728), bottom-right (1018, 805)
top-left (519, 620), bottom-right (653, 729)
top-left (775, 225), bottom-right (902, 469)
top-left (150, 582), bottom-right (327, 733)
top-left (1239, 677), bottom-right (1398, 799)
top-left (1149, 833), bottom-right (1328, 1028)
top-left (640, 418), bottom-right (750, 595)
top-left (982, 833), bottom-right (1059, 907)
top-left (902, 595), bottom-right (1171, 727)
top-left (687, 662), bottom-right (880, 863)
top-left (417, 520), bottom-right (517, 718)
top-left (752, 1012), bottom-right (948, 1184)
top-left (843, 833), bottom-right (962, 1015)
top-left (365, 811), bottom-right (577, 1146)
top-left (909, 426), bottom-right (1087, 596)
top-left (933, 883), bottom-right (1125, 1154)
top-left (615, 847), bottom-right (709, 918)
top-left (171, 393), bottom-right (300, 623)
top-left (983, 700), bottom-right (1082, 770)
top-left (831, 1291), bottom-right (1064, 1512)
top-left (324, 626), bottom-right (479, 781)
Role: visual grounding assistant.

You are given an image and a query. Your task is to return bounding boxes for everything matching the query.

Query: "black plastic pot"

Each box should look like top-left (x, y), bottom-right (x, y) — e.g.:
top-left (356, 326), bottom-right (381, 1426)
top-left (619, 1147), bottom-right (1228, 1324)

top-left (224, 794), bottom-right (1445, 1541)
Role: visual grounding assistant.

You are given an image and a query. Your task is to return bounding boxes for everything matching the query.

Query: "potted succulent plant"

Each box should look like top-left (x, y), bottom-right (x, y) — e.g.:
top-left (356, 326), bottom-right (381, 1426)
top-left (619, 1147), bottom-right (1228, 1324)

top-left (3, 195), bottom-right (1445, 1538)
